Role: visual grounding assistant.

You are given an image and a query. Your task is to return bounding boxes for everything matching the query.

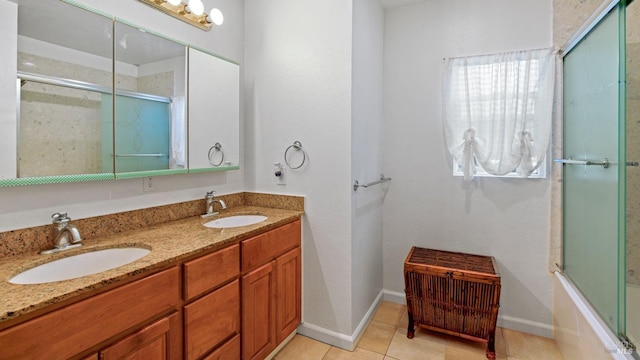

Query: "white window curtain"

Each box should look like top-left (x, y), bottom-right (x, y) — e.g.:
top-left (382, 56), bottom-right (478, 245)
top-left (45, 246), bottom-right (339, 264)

top-left (443, 48), bottom-right (556, 180)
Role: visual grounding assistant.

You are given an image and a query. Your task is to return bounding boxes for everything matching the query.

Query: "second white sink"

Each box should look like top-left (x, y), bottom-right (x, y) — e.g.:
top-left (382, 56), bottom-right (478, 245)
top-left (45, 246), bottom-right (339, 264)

top-left (204, 215), bottom-right (268, 229)
top-left (9, 247), bottom-right (150, 285)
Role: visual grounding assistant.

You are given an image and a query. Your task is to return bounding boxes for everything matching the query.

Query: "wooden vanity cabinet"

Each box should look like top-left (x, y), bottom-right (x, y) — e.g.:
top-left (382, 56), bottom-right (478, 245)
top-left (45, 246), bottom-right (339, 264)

top-left (183, 244), bottom-right (240, 360)
top-left (0, 267), bottom-right (181, 359)
top-left (241, 219), bottom-right (302, 360)
top-left (275, 246), bottom-right (302, 344)
top-left (242, 261), bottom-right (277, 360)
top-left (0, 218), bottom-right (301, 360)
top-left (100, 311), bottom-right (181, 360)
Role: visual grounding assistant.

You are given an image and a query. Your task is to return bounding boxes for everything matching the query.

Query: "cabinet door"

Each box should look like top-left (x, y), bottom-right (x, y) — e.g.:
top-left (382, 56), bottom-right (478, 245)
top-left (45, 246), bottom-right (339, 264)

top-left (242, 262), bottom-right (276, 360)
top-left (100, 311), bottom-right (180, 360)
top-left (276, 247), bottom-right (301, 343)
top-left (184, 279), bottom-right (240, 360)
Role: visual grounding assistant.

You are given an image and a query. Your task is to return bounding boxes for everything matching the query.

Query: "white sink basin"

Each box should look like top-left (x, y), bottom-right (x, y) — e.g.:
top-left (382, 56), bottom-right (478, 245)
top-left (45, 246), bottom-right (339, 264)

top-left (9, 247), bottom-right (150, 285)
top-left (204, 215), bottom-right (268, 229)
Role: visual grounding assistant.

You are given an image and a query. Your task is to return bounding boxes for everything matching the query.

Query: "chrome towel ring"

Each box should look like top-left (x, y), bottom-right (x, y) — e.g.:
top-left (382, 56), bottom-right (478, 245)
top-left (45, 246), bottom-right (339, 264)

top-left (208, 142), bottom-right (225, 167)
top-left (284, 141), bottom-right (307, 169)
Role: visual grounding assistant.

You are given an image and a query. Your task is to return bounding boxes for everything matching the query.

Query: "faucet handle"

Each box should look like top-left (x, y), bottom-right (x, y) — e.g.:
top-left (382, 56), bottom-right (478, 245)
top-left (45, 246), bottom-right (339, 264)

top-left (206, 191), bottom-right (216, 198)
top-left (52, 212), bottom-right (70, 224)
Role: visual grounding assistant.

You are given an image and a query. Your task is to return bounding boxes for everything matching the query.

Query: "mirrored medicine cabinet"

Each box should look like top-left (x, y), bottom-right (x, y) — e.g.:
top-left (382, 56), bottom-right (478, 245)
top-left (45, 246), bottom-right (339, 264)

top-left (0, 0), bottom-right (239, 187)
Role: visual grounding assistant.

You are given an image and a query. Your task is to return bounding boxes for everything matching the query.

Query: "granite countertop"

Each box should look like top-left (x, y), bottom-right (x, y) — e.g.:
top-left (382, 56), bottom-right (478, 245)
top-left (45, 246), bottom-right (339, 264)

top-left (0, 205), bottom-right (303, 326)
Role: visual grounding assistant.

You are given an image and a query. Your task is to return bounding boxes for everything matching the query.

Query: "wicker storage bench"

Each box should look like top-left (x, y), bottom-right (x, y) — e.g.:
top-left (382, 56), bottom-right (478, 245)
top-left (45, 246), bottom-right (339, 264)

top-left (404, 247), bottom-right (501, 359)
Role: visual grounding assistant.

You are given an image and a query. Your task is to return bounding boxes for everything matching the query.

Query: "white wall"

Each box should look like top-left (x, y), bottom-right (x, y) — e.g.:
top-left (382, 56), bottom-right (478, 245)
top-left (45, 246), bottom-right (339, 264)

top-left (0, 0), bottom-right (245, 231)
top-left (351, 0), bottom-right (385, 338)
top-left (244, 0), bottom-right (356, 345)
top-left (382, 0), bottom-right (555, 337)
top-left (2, 0), bottom-right (561, 345)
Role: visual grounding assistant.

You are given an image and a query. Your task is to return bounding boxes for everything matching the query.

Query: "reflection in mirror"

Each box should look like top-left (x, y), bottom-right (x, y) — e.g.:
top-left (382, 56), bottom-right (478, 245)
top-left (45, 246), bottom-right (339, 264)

top-left (113, 20), bottom-right (187, 178)
top-left (14, 0), bottom-right (114, 181)
top-left (188, 47), bottom-right (240, 172)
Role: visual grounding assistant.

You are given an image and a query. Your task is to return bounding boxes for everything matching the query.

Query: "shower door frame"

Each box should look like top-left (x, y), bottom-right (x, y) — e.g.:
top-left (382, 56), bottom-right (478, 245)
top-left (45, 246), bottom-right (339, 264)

top-left (560, 0), bottom-right (633, 354)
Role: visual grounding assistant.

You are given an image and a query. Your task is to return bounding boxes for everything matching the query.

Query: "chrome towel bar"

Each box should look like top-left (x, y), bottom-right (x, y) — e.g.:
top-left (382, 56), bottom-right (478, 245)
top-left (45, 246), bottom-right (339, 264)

top-left (554, 158), bottom-right (640, 168)
top-left (353, 174), bottom-right (391, 191)
top-left (554, 158), bottom-right (610, 168)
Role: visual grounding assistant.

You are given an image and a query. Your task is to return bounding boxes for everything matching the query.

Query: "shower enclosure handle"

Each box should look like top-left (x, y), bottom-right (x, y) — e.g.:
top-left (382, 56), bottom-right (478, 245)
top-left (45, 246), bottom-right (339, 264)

top-left (554, 158), bottom-right (610, 168)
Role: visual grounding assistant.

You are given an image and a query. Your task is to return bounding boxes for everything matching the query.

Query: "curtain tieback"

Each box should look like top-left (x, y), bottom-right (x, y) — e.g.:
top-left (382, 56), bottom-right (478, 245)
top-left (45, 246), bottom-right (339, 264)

top-left (461, 128), bottom-right (476, 180)
top-left (518, 131), bottom-right (535, 174)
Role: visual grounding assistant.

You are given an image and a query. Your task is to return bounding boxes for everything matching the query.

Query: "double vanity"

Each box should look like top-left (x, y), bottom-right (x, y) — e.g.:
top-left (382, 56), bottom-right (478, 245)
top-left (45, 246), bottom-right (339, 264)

top-left (0, 193), bottom-right (303, 359)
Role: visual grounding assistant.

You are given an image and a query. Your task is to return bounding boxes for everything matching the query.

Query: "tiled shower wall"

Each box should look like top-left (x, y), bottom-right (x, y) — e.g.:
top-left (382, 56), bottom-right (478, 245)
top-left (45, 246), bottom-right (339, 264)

top-left (626, 1), bottom-right (639, 286)
top-left (17, 51), bottom-right (172, 177)
top-left (17, 52), bottom-right (111, 177)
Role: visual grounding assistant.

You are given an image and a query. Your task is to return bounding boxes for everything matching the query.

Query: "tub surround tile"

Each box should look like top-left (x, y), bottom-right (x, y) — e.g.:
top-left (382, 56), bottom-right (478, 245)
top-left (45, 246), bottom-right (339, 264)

top-left (552, 274), bottom-right (613, 360)
top-left (502, 328), bottom-right (563, 360)
top-left (0, 193), bottom-right (303, 327)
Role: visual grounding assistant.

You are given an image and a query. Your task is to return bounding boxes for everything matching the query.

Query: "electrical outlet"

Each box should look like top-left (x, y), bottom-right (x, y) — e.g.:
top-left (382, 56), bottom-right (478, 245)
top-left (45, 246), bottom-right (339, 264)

top-left (143, 177), bottom-right (156, 192)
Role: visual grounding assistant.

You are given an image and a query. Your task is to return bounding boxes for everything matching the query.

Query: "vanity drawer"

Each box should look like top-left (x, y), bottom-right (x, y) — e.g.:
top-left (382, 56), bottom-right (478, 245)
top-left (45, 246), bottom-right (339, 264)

top-left (0, 267), bottom-right (180, 359)
top-left (241, 219), bottom-right (301, 272)
top-left (183, 244), bottom-right (239, 301)
top-left (184, 279), bottom-right (240, 360)
top-left (202, 334), bottom-right (240, 360)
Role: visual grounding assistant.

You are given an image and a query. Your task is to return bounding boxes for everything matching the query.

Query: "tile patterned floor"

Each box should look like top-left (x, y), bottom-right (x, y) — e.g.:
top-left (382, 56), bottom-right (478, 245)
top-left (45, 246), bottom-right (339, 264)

top-left (274, 301), bottom-right (563, 360)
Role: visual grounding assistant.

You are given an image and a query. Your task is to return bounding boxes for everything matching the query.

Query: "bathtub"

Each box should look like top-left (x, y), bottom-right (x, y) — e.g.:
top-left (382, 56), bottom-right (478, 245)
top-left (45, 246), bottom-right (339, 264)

top-left (553, 272), bottom-right (636, 360)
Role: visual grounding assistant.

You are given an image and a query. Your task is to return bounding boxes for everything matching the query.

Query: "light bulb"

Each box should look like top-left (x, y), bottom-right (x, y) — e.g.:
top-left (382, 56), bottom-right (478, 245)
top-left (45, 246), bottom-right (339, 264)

top-left (207, 8), bottom-right (224, 25)
top-left (186, 0), bottom-right (204, 15)
top-left (166, 0), bottom-right (181, 6)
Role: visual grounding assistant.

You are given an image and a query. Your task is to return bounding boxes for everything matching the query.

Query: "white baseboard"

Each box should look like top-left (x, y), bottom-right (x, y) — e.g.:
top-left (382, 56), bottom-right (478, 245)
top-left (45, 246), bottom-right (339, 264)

top-left (298, 288), bottom-right (555, 349)
top-left (297, 290), bottom-right (384, 350)
top-left (382, 288), bottom-right (554, 339)
top-left (382, 289), bottom-right (406, 305)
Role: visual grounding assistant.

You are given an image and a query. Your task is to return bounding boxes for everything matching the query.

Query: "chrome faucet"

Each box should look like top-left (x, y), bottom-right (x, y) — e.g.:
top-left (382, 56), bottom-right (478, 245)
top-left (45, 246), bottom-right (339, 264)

top-left (202, 191), bottom-right (227, 218)
top-left (40, 213), bottom-right (83, 254)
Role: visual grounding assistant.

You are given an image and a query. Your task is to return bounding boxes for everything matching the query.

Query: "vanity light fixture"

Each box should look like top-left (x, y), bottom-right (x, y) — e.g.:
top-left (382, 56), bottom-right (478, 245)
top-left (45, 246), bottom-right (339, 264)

top-left (138, 0), bottom-right (224, 31)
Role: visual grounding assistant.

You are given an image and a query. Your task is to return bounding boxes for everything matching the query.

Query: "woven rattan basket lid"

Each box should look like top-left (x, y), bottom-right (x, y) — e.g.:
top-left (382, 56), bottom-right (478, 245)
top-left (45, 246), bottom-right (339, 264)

top-left (407, 247), bottom-right (497, 275)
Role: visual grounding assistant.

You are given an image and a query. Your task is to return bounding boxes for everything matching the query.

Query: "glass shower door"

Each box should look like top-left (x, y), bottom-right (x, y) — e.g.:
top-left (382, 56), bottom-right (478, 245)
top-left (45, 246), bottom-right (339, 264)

top-left (563, 2), bottom-right (626, 335)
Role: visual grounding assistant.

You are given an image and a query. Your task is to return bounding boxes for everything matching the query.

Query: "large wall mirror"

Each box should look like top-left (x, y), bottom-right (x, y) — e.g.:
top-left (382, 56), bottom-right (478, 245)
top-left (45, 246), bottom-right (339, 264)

top-left (12, 0), bottom-right (115, 184)
top-left (112, 20), bottom-right (188, 179)
top-left (188, 47), bottom-right (239, 172)
top-left (1, 0), bottom-right (239, 187)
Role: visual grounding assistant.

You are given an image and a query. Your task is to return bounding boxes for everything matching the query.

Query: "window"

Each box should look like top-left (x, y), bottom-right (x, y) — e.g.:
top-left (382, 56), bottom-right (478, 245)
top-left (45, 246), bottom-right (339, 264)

top-left (443, 48), bottom-right (555, 180)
